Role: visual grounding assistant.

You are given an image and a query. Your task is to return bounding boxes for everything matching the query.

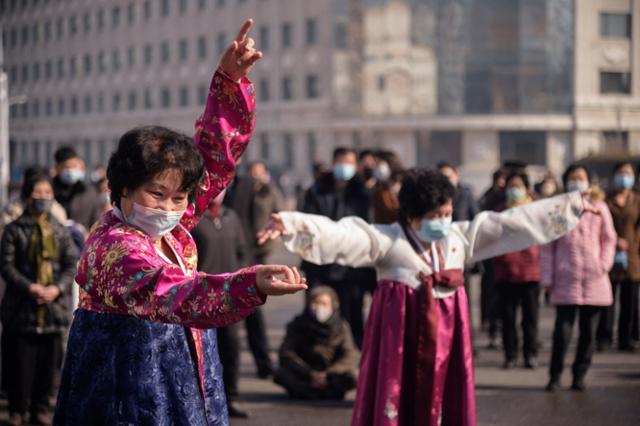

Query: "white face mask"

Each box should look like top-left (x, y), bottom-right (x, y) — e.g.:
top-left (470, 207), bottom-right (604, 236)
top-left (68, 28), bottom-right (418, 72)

top-left (123, 202), bottom-right (185, 241)
top-left (310, 306), bottom-right (333, 323)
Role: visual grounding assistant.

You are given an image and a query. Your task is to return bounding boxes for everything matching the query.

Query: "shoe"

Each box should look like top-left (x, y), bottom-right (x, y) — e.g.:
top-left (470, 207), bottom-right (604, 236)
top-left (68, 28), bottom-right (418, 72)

top-left (596, 341), bottom-right (611, 352)
top-left (502, 359), bottom-right (516, 369)
top-left (8, 413), bottom-right (23, 426)
top-left (618, 343), bottom-right (637, 353)
top-left (571, 377), bottom-right (586, 391)
top-left (31, 412), bottom-right (53, 426)
top-left (524, 357), bottom-right (538, 369)
top-left (227, 402), bottom-right (249, 418)
top-left (545, 378), bottom-right (560, 392)
top-left (257, 366), bottom-right (274, 379)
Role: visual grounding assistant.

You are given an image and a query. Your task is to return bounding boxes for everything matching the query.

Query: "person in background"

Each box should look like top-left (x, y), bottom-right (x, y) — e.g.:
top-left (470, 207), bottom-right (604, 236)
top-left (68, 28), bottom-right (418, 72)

top-left (597, 162), bottom-right (640, 352)
top-left (95, 177), bottom-right (112, 213)
top-left (52, 146), bottom-right (103, 230)
top-left (494, 171), bottom-right (541, 369)
top-left (1, 170), bottom-right (77, 426)
top-left (358, 150), bottom-right (378, 191)
top-left (438, 162), bottom-right (479, 222)
top-left (372, 150), bottom-right (404, 224)
top-left (301, 147), bottom-right (374, 348)
top-left (478, 168), bottom-right (507, 349)
top-left (191, 192), bottom-right (251, 418)
top-left (534, 174), bottom-right (560, 199)
top-left (274, 286), bottom-right (359, 400)
top-left (542, 164), bottom-right (616, 392)
top-left (225, 160), bottom-right (284, 378)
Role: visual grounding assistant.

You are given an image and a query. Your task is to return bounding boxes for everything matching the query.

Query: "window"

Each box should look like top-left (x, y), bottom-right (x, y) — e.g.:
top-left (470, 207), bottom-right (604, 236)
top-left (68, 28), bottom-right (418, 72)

top-left (602, 131), bottom-right (629, 152)
top-left (259, 26), bottom-right (269, 51)
top-left (260, 133), bottom-right (270, 159)
top-left (70, 96), bottom-right (78, 114)
top-left (32, 99), bottom-right (40, 118)
top-left (128, 91), bottom-right (137, 111)
top-left (21, 103), bottom-right (28, 119)
top-left (600, 13), bottom-right (631, 38)
top-left (112, 50), bottom-right (121, 71)
top-left (32, 23), bottom-right (39, 44)
top-left (33, 62), bottom-right (40, 81)
top-left (84, 95), bottom-right (92, 114)
top-left (161, 0), bottom-right (170, 16)
top-left (58, 98), bottom-right (65, 115)
top-left (161, 42), bottom-right (170, 63)
top-left (97, 9), bottom-right (105, 30)
top-left (161, 87), bottom-right (171, 108)
top-left (98, 52), bottom-right (106, 73)
top-left (307, 132), bottom-right (317, 164)
top-left (217, 0), bottom-right (226, 7)
top-left (259, 79), bottom-right (270, 102)
top-left (198, 0), bottom-right (207, 10)
top-left (600, 71), bottom-right (631, 94)
top-left (21, 25), bottom-right (29, 45)
top-left (282, 22), bottom-right (292, 48)
top-left (112, 92), bottom-right (121, 112)
top-left (179, 0), bottom-right (188, 14)
top-left (197, 36), bottom-right (207, 60)
top-left (57, 58), bottom-right (64, 79)
top-left (283, 133), bottom-right (294, 168)
top-left (69, 56), bottom-right (77, 77)
top-left (83, 12), bottom-right (91, 33)
top-left (179, 86), bottom-right (189, 107)
top-left (69, 15), bottom-right (77, 36)
top-left (144, 44), bottom-right (153, 64)
top-left (144, 88), bottom-right (153, 109)
top-left (306, 18), bottom-right (317, 45)
top-left (306, 74), bottom-right (319, 99)
top-left (21, 64), bottom-right (29, 83)
top-left (56, 18), bottom-right (64, 39)
top-left (282, 76), bottom-right (293, 100)
top-left (45, 60), bottom-right (52, 79)
top-left (378, 75), bottom-right (386, 91)
top-left (84, 54), bottom-right (92, 75)
top-left (334, 22), bottom-right (347, 49)
top-left (217, 32), bottom-right (226, 55)
top-left (178, 38), bottom-right (188, 61)
top-left (112, 6), bottom-right (121, 28)
top-left (197, 84), bottom-right (207, 104)
top-left (9, 28), bottom-right (17, 48)
top-left (127, 2), bottom-right (135, 24)
top-left (9, 66), bottom-right (17, 84)
top-left (44, 21), bottom-right (51, 41)
top-left (45, 98), bottom-right (53, 116)
top-left (128, 47), bottom-right (135, 68)
top-left (97, 93), bottom-right (105, 112)
top-left (144, 0), bottom-right (152, 20)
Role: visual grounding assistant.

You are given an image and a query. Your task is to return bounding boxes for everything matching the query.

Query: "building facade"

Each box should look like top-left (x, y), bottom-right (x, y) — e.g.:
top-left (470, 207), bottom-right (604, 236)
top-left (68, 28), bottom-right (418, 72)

top-left (1, 0), bottom-right (639, 194)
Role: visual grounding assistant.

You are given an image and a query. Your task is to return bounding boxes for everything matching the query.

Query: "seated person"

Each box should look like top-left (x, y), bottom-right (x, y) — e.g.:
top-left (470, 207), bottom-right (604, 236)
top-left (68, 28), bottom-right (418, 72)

top-left (274, 286), bottom-right (359, 400)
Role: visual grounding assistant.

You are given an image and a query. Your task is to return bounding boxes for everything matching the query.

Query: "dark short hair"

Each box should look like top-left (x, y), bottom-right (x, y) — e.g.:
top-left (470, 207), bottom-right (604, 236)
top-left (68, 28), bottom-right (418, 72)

top-left (613, 161), bottom-right (634, 175)
top-left (358, 149), bottom-right (375, 161)
top-left (107, 126), bottom-right (205, 208)
top-left (21, 166), bottom-right (53, 201)
top-left (562, 164), bottom-right (591, 187)
top-left (332, 147), bottom-right (356, 161)
top-left (54, 145), bottom-right (80, 164)
top-left (492, 169), bottom-right (507, 184)
top-left (398, 169), bottom-right (455, 220)
top-left (437, 161), bottom-right (456, 172)
top-left (506, 171), bottom-right (530, 189)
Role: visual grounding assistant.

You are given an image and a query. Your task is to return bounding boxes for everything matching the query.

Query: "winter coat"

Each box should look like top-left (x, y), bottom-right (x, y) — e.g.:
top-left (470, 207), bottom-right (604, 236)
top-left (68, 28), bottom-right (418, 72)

top-left (607, 190), bottom-right (640, 282)
top-left (53, 177), bottom-right (103, 230)
top-left (0, 212), bottom-right (77, 334)
top-left (541, 197), bottom-right (616, 306)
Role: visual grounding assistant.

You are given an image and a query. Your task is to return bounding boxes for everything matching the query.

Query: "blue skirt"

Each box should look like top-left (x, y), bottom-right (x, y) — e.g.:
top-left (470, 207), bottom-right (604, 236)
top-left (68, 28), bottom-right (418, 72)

top-left (54, 309), bottom-right (228, 426)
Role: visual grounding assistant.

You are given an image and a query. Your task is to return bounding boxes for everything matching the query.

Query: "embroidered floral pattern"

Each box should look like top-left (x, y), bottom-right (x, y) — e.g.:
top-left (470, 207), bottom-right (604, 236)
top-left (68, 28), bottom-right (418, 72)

top-left (384, 400), bottom-right (398, 420)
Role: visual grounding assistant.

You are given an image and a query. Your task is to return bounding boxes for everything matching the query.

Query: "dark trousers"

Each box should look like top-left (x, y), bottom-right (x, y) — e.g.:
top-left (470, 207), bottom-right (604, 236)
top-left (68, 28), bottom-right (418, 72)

top-left (597, 280), bottom-right (639, 348)
top-left (217, 323), bottom-right (241, 399)
top-left (245, 307), bottom-right (273, 375)
top-left (5, 333), bottom-right (61, 416)
top-left (549, 305), bottom-right (600, 380)
top-left (499, 282), bottom-right (540, 361)
top-left (480, 260), bottom-right (500, 339)
top-left (274, 363), bottom-right (356, 400)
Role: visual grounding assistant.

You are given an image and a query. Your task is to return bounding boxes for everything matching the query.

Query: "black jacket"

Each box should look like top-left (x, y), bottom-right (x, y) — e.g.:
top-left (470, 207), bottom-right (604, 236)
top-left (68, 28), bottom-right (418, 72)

top-left (452, 184), bottom-right (480, 222)
top-left (301, 172), bottom-right (372, 285)
top-left (0, 213), bottom-right (77, 334)
top-left (53, 176), bottom-right (103, 229)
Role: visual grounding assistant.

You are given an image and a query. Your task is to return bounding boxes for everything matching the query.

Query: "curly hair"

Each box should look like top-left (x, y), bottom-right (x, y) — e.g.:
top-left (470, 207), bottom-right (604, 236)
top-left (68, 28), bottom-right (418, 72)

top-left (398, 168), bottom-right (455, 220)
top-left (107, 126), bottom-right (205, 208)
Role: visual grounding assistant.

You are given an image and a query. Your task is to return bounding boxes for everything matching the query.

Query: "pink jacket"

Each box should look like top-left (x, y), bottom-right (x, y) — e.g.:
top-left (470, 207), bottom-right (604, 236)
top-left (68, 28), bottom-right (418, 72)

top-left (540, 199), bottom-right (616, 306)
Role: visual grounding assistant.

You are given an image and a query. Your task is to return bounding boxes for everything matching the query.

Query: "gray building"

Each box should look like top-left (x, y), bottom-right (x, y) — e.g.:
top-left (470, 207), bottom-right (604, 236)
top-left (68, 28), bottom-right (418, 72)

top-left (2, 0), bottom-right (639, 194)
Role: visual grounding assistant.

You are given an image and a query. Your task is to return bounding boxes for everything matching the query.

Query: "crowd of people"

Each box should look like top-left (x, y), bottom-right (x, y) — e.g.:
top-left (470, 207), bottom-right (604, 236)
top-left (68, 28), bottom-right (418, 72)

top-left (0, 18), bottom-right (637, 426)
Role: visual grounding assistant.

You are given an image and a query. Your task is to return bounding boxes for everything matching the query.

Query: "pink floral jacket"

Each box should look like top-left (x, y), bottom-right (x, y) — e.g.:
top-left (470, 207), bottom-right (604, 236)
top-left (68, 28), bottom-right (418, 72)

top-left (76, 70), bottom-right (265, 329)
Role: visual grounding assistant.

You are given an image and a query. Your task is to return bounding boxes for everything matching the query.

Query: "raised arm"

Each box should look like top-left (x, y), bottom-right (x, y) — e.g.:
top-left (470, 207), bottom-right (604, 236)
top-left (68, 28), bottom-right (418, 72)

top-left (454, 191), bottom-right (585, 264)
top-left (181, 19), bottom-right (262, 231)
top-left (260, 211), bottom-right (394, 269)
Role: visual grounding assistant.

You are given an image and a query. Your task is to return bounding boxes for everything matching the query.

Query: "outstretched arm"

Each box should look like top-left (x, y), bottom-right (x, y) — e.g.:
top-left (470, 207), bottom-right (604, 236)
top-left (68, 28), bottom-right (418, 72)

top-left (455, 191), bottom-right (586, 263)
top-left (258, 211), bottom-right (393, 268)
top-left (181, 19), bottom-right (263, 231)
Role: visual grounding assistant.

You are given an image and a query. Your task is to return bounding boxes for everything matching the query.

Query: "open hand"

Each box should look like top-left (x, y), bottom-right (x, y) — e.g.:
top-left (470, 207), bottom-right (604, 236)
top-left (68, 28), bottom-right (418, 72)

top-left (256, 264), bottom-right (307, 296)
top-left (257, 213), bottom-right (286, 246)
top-left (218, 19), bottom-right (263, 81)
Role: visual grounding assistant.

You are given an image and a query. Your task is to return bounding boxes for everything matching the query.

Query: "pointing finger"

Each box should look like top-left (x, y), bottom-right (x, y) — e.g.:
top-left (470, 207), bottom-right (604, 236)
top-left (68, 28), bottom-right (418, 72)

top-left (235, 19), bottom-right (254, 43)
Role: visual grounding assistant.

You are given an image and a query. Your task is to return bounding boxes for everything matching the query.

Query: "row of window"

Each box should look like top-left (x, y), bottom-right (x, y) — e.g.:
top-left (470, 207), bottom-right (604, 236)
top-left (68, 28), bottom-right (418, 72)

top-left (10, 75), bottom-right (321, 120)
top-left (4, 6), bottom-right (319, 51)
top-left (600, 13), bottom-right (632, 39)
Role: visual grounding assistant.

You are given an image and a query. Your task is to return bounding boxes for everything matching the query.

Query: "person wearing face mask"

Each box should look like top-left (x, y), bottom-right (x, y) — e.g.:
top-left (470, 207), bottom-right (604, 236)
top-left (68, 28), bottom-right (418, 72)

top-left (0, 170), bottom-right (77, 426)
top-left (358, 150), bottom-right (378, 190)
top-left (259, 168), bottom-right (593, 426)
top-left (300, 147), bottom-right (374, 348)
top-left (274, 286), bottom-right (359, 400)
top-left (372, 150), bottom-right (404, 224)
top-left (53, 20), bottom-right (308, 426)
top-left (597, 162), bottom-right (640, 352)
top-left (492, 172), bottom-right (542, 369)
top-left (540, 164), bottom-right (617, 392)
top-left (52, 146), bottom-right (103, 230)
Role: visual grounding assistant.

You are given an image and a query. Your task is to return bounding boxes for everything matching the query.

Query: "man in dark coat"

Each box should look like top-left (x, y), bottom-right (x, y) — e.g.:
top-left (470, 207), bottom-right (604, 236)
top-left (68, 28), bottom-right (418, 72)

top-left (52, 146), bottom-right (103, 230)
top-left (301, 147), bottom-right (375, 348)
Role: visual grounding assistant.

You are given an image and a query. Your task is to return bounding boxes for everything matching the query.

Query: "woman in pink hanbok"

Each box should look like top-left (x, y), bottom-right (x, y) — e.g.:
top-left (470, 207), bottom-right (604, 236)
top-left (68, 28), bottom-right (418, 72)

top-left (259, 169), bottom-right (593, 426)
